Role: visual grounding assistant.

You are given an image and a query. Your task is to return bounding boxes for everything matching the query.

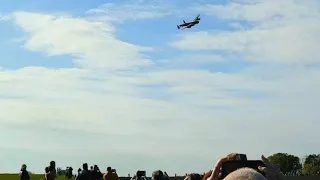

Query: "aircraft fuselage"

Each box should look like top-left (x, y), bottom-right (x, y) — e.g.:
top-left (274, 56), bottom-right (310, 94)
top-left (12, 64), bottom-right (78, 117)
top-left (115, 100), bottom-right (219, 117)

top-left (178, 20), bottom-right (199, 27)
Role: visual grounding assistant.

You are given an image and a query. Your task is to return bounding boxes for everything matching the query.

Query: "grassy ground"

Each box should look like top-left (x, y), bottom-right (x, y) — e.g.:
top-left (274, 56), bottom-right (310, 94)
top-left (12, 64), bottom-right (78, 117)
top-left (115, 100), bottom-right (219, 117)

top-left (0, 174), bottom-right (75, 180)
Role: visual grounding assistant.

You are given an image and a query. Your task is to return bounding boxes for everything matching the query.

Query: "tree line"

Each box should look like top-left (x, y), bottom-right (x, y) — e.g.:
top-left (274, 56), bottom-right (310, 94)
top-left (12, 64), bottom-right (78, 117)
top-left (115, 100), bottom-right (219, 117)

top-left (268, 153), bottom-right (320, 176)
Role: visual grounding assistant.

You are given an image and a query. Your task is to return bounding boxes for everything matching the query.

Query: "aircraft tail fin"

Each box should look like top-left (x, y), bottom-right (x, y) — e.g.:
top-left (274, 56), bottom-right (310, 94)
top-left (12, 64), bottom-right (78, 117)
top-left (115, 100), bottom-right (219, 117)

top-left (183, 20), bottom-right (186, 23)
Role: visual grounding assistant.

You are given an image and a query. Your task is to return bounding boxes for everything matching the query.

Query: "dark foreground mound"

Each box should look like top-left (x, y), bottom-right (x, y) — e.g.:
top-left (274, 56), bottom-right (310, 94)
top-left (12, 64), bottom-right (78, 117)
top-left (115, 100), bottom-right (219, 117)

top-left (0, 174), bottom-right (319, 180)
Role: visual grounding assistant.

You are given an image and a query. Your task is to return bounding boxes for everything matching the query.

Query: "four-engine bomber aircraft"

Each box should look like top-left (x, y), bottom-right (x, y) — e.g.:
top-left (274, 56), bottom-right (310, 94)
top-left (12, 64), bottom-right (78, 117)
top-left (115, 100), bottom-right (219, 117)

top-left (177, 14), bottom-right (200, 30)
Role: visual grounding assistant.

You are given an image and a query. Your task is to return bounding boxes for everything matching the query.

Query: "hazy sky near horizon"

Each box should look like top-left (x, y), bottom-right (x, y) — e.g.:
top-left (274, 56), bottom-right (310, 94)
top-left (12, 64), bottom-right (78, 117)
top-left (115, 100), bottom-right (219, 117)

top-left (0, 0), bottom-right (319, 175)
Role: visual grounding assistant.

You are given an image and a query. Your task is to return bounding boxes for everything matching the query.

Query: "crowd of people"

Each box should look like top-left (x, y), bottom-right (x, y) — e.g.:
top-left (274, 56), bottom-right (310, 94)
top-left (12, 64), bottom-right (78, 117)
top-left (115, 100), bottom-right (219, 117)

top-left (19, 153), bottom-right (284, 180)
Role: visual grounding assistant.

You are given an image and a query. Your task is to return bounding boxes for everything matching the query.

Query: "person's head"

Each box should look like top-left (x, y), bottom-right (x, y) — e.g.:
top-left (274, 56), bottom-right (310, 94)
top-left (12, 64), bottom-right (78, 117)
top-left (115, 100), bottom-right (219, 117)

top-left (224, 168), bottom-right (267, 180)
top-left (136, 171), bottom-right (146, 179)
top-left (83, 163), bottom-right (88, 170)
top-left (94, 165), bottom-right (98, 170)
top-left (50, 161), bottom-right (56, 168)
top-left (184, 173), bottom-right (201, 180)
top-left (90, 166), bottom-right (93, 170)
top-left (107, 167), bottom-right (112, 172)
top-left (78, 168), bottom-right (81, 172)
top-left (21, 164), bottom-right (27, 171)
top-left (152, 170), bottom-right (164, 180)
top-left (45, 167), bottom-right (49, 173)
top-left (49, 166), bottom-right (54, 172)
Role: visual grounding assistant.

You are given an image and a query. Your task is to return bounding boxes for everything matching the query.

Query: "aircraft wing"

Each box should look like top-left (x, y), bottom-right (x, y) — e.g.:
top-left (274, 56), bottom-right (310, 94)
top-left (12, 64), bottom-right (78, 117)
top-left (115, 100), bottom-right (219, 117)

top-left (180, 24), bottom-right (194, 29)
top-left (193, 14), bottom-right (200, 22)
top-left (187, 24), bottom-right (194, 28)
top-left (179, 22), bottom-right (189, 27)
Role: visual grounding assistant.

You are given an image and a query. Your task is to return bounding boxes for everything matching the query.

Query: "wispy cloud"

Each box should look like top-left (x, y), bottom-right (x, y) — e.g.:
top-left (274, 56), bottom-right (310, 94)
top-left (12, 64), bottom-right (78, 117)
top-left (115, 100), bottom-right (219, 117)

top-left (11, 11), bottom-right (153, 70)
top-left (171, 0), bottom-right (320, 65)
top-left (0, 14), bottom-right (10, 21)
top-left (86, 2), bottom-right (172, 22)
top-left (190, 0), bottom-right (320, 22)
top-left (157, 53), bottom-right (226, 68)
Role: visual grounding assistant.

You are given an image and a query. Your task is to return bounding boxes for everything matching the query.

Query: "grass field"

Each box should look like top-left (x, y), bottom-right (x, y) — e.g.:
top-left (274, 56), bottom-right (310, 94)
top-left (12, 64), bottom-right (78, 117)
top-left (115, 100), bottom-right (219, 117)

top-left (0, 174), bottom-right (75, 180)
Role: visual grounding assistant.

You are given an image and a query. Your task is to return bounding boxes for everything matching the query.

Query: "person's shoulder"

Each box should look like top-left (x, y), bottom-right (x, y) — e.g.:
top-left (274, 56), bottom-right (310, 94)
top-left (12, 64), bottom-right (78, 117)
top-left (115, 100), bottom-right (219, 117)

top-left (112, 173), bottom-right (119, 180)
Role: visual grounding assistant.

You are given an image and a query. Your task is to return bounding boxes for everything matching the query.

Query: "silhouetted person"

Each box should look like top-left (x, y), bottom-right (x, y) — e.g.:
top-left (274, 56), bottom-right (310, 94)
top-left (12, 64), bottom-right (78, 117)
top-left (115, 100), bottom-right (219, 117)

top-left (91, 165), bottom-right (102, 180)
top-left (46, 166), bottom-right (56, 180)
top-left (78, 163), bottom-right (91, 180)
top-left (49, 161), bottom-right (57, 179)
top-left (131, 171), bottom-right (146, 180)
top-left (103, 167), bottom-right (119, 180)
top-left (67, 166), bottom-right (73, 179)
top-left (45, 167), bottom-right (49, 173)
top-left (76, 168), bottom-right (82, 180)
top-left (66, 167), bottom-right (69, 178)
top-left (43, 167), bottom-right (49, 180)
top-left (152, 170), bottom-right (164, 180)
top-left (19, 164), bottom-right (30, 180)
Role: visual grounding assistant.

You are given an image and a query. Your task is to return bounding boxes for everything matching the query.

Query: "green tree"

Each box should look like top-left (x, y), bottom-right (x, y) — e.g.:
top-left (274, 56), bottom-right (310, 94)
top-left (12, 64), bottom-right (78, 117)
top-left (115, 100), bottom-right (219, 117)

top-left (302, 154), bottom-right (320, 175)
top-left (268, 153), bottom-right (302, 175)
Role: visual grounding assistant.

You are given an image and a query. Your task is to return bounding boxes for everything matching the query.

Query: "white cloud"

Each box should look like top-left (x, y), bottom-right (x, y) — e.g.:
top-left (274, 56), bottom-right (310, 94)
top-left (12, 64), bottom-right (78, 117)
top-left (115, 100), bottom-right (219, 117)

top-left (11, 11), bottom-right (153, 70)
top-left (171, 0), bottom-right (320, 65)
top-left (157, 54), bottom-right (225, 68)
top-left (0, 14), bottom-right (10, 21)
top-left (1, 2), bottom-right (320, 174)
top-left (86, 2), bottom-right (171, 22)
top-left (1, 66), bottom-right (319, 160)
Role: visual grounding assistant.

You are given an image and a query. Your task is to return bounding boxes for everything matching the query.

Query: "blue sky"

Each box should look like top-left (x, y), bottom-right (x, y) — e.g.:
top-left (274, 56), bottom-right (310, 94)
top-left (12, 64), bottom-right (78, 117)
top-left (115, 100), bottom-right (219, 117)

top-left (0, 0), bottom-right (320, 176)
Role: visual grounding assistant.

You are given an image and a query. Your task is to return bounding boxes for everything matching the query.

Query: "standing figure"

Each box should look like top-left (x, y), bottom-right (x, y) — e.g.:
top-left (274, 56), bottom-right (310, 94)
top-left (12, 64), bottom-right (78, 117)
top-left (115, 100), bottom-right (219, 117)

top-left (19, 164), bottom-right (30, 180)
top-left (49, 161), bottom-right (57, 179)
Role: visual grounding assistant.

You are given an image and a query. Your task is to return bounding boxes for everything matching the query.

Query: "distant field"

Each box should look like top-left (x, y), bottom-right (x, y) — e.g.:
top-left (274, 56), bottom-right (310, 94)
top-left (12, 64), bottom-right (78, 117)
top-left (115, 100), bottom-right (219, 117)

top-left (0, 174), bottom-right (74, 180)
